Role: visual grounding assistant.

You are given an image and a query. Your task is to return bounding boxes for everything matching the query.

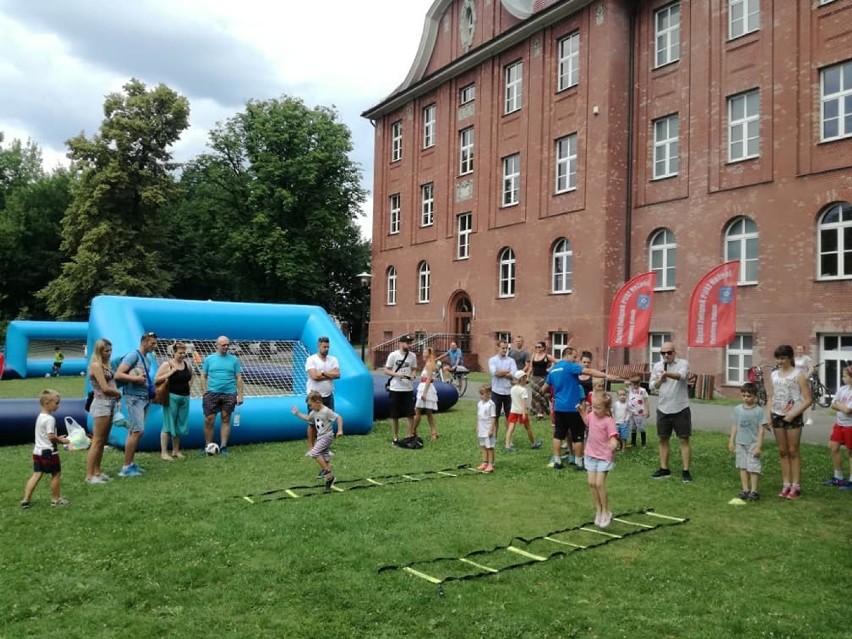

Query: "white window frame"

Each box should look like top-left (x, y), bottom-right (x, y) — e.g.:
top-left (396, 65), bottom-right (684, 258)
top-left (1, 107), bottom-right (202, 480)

top-left (728, 90), bottom-right (760, 162)
top-left (460, 83), bottom-right (476, 105)
top-left (649, 228), bottom-right (677, 290)
top-left (821, 60), bottom-right (852, 142)
top-left (726, 334), bottom-right (753, 386)
top-left (557, 31), bottom-right (580, 91)
top-left (386, 266), bottom-right (397, 306)
top-left (817, 202), bottom-right (852, 280)
top-left (457, 212), bottom-right (472, 260)
top-left (420, 183), bottom-right (434, 227)
top-left (649, 332), bottom-right (673, 366)
top-left (418, 261), bottom-right (431, 303)
top-left (729, 0), bottom-right (760, 40)
top-left (389, 193), bottom-right (401, 235)
top-left (820, 334), bottom-right (852, 395)
top-left (498, 247), bottom-right (516, 298)
top-left (555, 134), bottom-right (578, 193)
top-left (502, 154), bottom-right (521, 207)
top-left (551, 238), bottom-right (573, 294)
top-left (422, 104), bottom-right (436, 149)
top-left (550, 332), bottom-right (571, 359)
top-left (390, 120), bottom-right (402, 162)
top-left (725, 216), bottom-right (759, 284)
top-left (654, 3), bottom-right (681, 68)
top-left (504, 61), bottom-right (523, 114)
top-left (459, 127), bottom-right (474, 175)
top-left (652, 114), bottom-right (680, 179)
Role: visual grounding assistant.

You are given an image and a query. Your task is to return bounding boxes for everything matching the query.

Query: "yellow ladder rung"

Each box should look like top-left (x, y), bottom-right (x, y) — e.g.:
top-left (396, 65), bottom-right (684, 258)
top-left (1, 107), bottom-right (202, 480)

top-left (366, 478), bottom-right (383, 485)
top-left (403, 567), bottom-right (442, 584)
top-left (242, 496), bottom-right (255, 504)
top-left (579, 527), bottom-right (622, 539)
top-left (436, 471), bottom-right (457, 477)
top-left (402, 475), bottom-right (420, 481)
top-left (544, 536), bottom-right (587, 549)
top-left (459, 557), bottom-right (499, 573)
top-left (506, 546), bottom-right (547, 561)
top-left (331, 485), bottom-right (345, 492)
top-left (285, 489), bottom-right (300, 499)
top-left (645, 511), bottom-right (686, 522)
top-left (614, 517), bottom-right (653, 529)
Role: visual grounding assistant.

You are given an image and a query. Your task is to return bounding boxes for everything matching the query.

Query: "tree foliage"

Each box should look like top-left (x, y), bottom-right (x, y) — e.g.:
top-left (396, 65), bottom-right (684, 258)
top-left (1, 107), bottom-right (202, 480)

top-left (38, 79), bottom-right (190, 319)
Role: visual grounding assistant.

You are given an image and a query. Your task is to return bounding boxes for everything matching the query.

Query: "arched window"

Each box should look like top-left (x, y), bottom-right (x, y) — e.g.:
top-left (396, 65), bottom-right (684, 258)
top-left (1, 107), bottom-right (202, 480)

top-left (418, 261), bottom-right (431, 303)
top-left (499, 247), bottom-right (516, 298)
top-left (386, 266), bottom-right (397, 305)
top-left (818, 202), bottom-right (852, 280)
top-left (649, 228), bottom-right (676, 290)
top-left (724, 216), bottom-right (759, 284)
top-left (551, 238), bottom-right (573, 293)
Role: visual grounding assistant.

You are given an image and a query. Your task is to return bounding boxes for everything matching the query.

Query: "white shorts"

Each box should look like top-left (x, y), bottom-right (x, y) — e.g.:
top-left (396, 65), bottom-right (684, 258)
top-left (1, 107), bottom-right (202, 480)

top-left (478, 435), bottom-right (496, 449)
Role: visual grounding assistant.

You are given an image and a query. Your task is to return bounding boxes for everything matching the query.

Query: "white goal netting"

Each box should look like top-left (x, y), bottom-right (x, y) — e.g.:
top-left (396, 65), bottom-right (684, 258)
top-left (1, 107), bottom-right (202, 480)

top-left (27, 339), bottom-right (87, 361)
top-left (150, 339), bottom-right (311, 399)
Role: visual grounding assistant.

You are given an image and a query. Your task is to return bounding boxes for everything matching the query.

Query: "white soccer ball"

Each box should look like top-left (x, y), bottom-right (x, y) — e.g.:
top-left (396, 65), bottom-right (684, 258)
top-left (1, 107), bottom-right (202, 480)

top-left (205, 442), bottom-right (220, 456)
top-left (45, 373), bottom-right (51, 378)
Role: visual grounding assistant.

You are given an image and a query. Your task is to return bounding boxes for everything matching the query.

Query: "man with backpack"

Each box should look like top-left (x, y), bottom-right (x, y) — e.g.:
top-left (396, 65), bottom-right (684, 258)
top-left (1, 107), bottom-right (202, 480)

top-left (114, 331), bottom-right (158, 477)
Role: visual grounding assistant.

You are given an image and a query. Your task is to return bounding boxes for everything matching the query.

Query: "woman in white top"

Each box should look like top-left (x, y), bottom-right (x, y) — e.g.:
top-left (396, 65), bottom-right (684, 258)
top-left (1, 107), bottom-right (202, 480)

top-left (767, 344), bottom-right (812, 500)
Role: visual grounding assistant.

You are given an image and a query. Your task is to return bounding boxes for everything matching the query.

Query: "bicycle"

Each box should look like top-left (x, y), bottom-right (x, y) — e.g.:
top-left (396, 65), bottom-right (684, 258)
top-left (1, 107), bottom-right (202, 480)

top-left (746, 365), bottom-right (768, 407)
top-left (436, 362), bottom-right (469, 398)
top-left (809, 364), bottom-right (833, 408)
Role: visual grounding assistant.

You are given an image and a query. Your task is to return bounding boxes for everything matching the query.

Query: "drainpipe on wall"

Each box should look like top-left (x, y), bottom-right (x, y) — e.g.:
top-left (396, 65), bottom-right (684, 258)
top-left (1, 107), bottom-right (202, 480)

top-left (623, 0), bottom-right (639, 366)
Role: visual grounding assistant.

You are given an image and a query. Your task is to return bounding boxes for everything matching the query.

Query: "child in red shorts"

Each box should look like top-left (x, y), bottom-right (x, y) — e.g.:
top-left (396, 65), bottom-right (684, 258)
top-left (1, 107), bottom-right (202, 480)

top-left (21, 389), bottom-right (70, 508)
top-left (825, 366), bottom-right (852, 488)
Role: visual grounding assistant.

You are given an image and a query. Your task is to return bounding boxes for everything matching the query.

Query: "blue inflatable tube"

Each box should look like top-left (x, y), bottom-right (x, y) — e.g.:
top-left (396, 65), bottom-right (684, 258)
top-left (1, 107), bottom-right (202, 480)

top-left (4, 321), bottom-right (88, 379)
top-left (0, 398), bottom-right (87, 446)
top-left (371, 374), bottom-right (459, 420)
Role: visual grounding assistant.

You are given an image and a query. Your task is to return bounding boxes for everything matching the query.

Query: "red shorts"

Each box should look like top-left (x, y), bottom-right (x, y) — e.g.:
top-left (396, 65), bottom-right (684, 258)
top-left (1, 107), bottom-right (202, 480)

top-left (830, 425), bottom-right (852, 449)
top-left (508, 413), bottom-right (529, 425)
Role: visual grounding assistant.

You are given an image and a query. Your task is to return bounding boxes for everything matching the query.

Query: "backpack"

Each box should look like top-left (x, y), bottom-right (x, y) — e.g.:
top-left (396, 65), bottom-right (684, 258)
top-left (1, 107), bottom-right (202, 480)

top-left (112, 350), bottom-right (155, 398)
top-left (395, 435), bottom-right (424, 450)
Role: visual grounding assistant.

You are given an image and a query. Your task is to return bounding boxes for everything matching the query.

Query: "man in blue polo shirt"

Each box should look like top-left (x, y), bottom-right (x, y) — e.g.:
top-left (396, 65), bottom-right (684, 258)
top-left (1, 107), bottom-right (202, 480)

top-left (201, 335), bottom-right (244, 456)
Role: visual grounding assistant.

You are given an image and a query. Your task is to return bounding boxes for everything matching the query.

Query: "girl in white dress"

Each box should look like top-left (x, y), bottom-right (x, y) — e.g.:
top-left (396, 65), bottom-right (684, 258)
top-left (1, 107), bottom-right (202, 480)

top-left (412, 347), bottom-right (439, 441)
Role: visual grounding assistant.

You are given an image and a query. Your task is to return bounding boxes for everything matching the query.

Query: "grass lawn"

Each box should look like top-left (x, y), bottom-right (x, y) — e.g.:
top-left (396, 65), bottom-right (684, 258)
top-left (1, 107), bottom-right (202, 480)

top-left (1, 386), bottom-right (848, 638)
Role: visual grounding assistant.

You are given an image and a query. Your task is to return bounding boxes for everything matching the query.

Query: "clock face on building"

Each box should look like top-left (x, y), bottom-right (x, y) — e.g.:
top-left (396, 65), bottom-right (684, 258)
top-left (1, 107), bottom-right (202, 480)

top-left (460, 0), bottom-right (476, 52)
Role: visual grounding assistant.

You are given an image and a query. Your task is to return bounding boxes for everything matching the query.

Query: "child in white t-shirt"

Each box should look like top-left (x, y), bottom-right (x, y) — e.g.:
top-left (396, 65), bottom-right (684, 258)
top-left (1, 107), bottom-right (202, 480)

top-left (627, 374), bottom-right (650, 447)
top-left (21, 389), bottom-right (70, 509)
top-left (476, 385), bottom-right (497, 473)
top-left (505, 370), bottom-right (542, 451)
top-left (613, 389), bottom-right (630, 451)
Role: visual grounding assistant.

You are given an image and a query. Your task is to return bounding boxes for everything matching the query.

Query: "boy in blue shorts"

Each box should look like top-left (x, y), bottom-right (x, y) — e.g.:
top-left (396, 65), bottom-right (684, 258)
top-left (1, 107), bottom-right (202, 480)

top-left (21, 389), bottom-right (70, 508)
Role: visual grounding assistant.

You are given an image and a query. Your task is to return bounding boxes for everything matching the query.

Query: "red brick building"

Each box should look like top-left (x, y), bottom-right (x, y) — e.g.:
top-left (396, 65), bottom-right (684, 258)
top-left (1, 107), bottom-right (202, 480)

top-left (362, 0), bottom-right (852, 394)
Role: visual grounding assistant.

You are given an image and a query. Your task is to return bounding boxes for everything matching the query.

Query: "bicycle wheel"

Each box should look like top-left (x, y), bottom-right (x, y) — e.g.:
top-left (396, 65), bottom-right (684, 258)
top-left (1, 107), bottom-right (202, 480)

top-left (815, 385), bottom-right (833, 408)
top-left (453, 374), bottom-right (468, 398)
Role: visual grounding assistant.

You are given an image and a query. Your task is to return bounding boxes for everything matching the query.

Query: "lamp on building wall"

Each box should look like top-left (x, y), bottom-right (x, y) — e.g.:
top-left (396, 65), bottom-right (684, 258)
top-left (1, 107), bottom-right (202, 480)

top-left (357, 272), bottom-right (372, 363)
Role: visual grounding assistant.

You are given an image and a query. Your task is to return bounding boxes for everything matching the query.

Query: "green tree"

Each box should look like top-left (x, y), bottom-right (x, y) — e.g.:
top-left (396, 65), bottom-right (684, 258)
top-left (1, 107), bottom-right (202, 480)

top-left (0, 134), bottom-right (44, 210)
top-left (175, 96), bottom-right (370, 326)
top-left (38, 79), bottom-right (190, 318)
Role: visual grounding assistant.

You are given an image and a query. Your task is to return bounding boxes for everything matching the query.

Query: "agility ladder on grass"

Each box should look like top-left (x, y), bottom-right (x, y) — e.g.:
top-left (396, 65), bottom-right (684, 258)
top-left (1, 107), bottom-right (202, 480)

top-left (238, 464), bottom-right (477, 503)
top-left (378, 509), bottom-right (688, 584)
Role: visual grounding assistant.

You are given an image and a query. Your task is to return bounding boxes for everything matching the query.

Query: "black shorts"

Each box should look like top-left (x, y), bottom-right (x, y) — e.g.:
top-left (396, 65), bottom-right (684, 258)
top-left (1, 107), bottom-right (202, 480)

top-left (554, 411), bottom-right (586, 443)
top-left (656, 407), bottom-right (692, 439)
top-left (32, 449), bottom-right (61, 474)
top-left (491, 392), bottom-right (512, 418)
top-left (389, 390), bottom-right (414, 419)
top-left (203, 392), bottom-right (237, 417)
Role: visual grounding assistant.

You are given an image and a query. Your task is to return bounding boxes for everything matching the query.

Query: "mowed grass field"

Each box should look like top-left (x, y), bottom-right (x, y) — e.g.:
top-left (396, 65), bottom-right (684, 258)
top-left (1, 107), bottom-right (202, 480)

top-left (0, 377), bottom-right (848, 639)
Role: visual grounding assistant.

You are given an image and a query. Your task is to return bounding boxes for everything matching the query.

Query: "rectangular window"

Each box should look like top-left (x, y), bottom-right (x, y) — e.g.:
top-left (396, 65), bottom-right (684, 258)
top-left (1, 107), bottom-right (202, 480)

top-left (555, 134), bottom-right (578, 193)
top-left (459, 84), bottom-right (476, 105)
top-left (386, 268), bottom-right (397, 305)
top-left (496, 331), bottom-right (512, 345)
top-left (422, 104), bottom-right (436, 149)
top-left (655, 3), bottom-right (681, 68)
top-left (504, 61), bottom-right (523, 114)
top-left (420, 183), bottom-right (434, 227)
top-left (652, 114), bottom-right (680, 179)
top-left (502, 154), bottom-right (521, 206)
top-left (726, 334), bottom-right (753, 385)
top-left (390, 120), bottom-right (402, 162)
top-left (649, 333), bottom-right (672, 366)
top-left (389, 193), bottom-right (400, 235)
top-left (457, 212), bottom-right (472, 260)
top-left (729, 0), bottom-right (760, 40)
top-left (728, 90), bottom-right (760, 161)
top-left (557, 32), bottom-right (580, 91)
top-left (550, 332), bottom-right (571, 359)
top-left (821, 60), bottom-right (852, 142)
top-left (459, 127), bottom-right (475, 175)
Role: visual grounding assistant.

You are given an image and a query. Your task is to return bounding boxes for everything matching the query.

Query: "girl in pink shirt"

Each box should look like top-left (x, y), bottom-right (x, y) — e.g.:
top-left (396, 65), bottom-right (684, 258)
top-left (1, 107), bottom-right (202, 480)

top-left (580, 393), bottom-right (620, 528)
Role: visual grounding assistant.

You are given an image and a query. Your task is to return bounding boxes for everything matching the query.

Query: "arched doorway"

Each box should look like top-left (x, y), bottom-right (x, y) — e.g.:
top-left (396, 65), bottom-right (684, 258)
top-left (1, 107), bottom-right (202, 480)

top-left (448, 291), bottom-right (473, 352)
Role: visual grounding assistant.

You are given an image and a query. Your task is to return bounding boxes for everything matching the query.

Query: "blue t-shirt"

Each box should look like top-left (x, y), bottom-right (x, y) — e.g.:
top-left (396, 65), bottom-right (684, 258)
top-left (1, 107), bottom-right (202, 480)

top-left (447, 347), bottom-right (463, 367)
top-left (202, 353), bottom-right (241, 394)
top-left (120, 350), bottom-right (156, 398)
top-left (545, 361), bottom-right (584, 412)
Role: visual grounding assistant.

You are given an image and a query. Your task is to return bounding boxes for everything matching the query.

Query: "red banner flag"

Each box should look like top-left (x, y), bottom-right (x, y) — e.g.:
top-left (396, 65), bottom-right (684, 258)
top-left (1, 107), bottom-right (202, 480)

top-left (687, 261), bottom-right (740, 347)
top-left (607, 272), bottom-right (657, 348)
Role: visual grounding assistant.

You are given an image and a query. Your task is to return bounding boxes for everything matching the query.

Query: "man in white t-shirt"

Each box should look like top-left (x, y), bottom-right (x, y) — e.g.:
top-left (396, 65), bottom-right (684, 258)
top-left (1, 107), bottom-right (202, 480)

top-left (488, 340), bottom-right (517, 440)
top-left (304, 336), bottom-right (340, 448)
top-left (384, 334), bottom-right (417, 445)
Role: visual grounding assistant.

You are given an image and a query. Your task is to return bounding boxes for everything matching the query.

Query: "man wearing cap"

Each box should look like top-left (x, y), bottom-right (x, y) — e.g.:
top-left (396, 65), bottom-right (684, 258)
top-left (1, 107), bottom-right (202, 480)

top-left (304, 336), bottom-right (340, 449)
top-left (115, 331), bottom-right (159, 477)
top-left (383, 335), bottom-right (417, 445)
top-left (488, 340), bottom-right (517, 440)
top-left (201, 335), bottom-right (244, 456)
top-left (649, 342), bottom-right (693, 483)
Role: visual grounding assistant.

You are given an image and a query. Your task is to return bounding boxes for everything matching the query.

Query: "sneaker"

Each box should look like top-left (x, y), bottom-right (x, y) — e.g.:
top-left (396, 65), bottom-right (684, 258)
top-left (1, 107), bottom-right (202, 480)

top-left (822, 477), bottom-right (847, 486)
top-left (98, 473), bottom-right (113, 482)
top-left (805, 418), bottom-right (813, 426)
top-left (503, 446), bottom-right (516, 453)
top-left (553, 461), bottom-right (564, 470)
top-left (219, 447), bottom-right (229, 457)
top-left (738, 490), bottom-right (750, 500)
top-left (778, 485), bottom-right (791, 498)
top-left (786, 485), bottom-right (801, 500)
top-left (324, 475), bottom-right (336, 493)
top-left (21, 501), bottom-right (31, 509)
top-left (594, 512), bottom-right (602, 527)
top-left (391, 439), bottom-right (400, 447)
top-left (574, 463), bottom-right (585, 472)
top-left (746, 491), bottom-right (760, 501)
top-left (476, 463), bottom-right (489, 471)
top-left (318, 469), bottom-right (331, 478)
top-left (118, 465), bottom-right (142, 478)
top-left (482, 465), bottom-right (494, 474)
top-left (682, 470), bottom-right (693, 484)
top-left (531, 440), bottom-right (543, 449)
top-left (85, 475), bottom-right (108, 484)
top-left (547, 456), bottom-right (559, 468)
top-left (652, 468), bottom-right (672, 479)
top-left (839, 483), bottom-right (852, 491)
top-left (51, 497), bottom-right (70, 507)
top-left (599, 512), bottom-right (613, 528)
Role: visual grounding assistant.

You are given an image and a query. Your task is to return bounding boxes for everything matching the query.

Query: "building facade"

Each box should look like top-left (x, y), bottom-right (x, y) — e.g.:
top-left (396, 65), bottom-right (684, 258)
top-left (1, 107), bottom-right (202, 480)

top-left (362, 0), bottom-right (852, 394)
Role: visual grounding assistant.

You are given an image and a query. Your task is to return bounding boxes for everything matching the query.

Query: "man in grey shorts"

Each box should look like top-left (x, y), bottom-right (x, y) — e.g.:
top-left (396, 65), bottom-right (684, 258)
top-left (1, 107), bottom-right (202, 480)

top-left (650, 342), bottom-right (693, 483)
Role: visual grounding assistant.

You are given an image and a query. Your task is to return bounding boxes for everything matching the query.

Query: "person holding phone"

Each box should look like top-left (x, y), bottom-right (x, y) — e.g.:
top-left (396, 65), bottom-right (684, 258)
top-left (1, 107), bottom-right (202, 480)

top-left (649, 342), bottom-right (693, 483)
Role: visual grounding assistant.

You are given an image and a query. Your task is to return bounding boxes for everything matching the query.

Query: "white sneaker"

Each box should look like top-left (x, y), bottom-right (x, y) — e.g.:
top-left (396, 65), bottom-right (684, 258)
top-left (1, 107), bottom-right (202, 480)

top-left (805, 418), bottom-right (813, 426)
top-left (86, 475), bottom-right (108, 484)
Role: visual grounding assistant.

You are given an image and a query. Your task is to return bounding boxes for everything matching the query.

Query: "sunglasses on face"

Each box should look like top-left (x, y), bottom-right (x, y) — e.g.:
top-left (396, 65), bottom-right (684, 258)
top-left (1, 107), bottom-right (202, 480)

top-left (660, 350), bottom-right (674, 355)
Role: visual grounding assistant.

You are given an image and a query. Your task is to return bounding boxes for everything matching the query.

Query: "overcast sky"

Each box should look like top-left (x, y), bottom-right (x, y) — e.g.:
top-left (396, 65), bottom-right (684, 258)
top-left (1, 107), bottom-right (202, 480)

top-left (0, 0), bottom-right (436, 240)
